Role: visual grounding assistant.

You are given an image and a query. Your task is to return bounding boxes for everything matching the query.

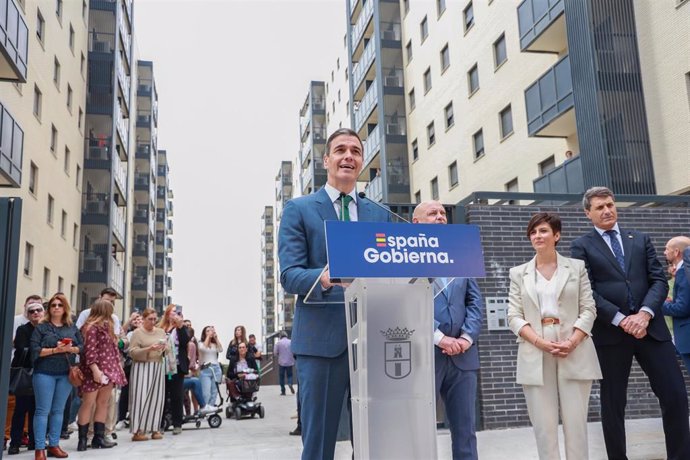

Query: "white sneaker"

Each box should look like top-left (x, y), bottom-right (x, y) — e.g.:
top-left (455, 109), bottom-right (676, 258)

top-left (199, 405), bottom-right (217, 415)
top-left (115, 421), bottom-right (126, 431)
top-left (67, 422), bottom-right (78, 433)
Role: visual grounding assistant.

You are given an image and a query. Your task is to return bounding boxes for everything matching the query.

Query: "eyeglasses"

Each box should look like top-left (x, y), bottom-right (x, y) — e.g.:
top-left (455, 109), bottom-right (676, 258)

top-left (50, 303), bottom-right (64, 308)
top-left (145, 317), bottom-right (158, 322)
top-left (28, 308), bottom-right (44, 314)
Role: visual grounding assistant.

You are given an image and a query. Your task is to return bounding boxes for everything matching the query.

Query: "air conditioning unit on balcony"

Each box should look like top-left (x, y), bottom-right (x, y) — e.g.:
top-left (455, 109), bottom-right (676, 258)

top-left (382, 30), bottom-right (397, 40)
top-left (86, 201), bottom-right (107, 214)
top-left (89, 146), bottom-right (107, 159)
top-left (385, 76), bottom-right (400, 87)
top-left (93, 41), bottom-right (109, 52)
top-left (386, 124), bottom-right (401, 135)
top-left (83, 256), bottom-right (103, 272)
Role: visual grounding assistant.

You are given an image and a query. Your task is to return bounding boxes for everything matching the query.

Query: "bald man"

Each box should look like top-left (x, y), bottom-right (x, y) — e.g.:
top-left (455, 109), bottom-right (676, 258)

top-left (412, 200), bottom-right (483, 460)
top-left (662, 236), bottom-right (690, 373)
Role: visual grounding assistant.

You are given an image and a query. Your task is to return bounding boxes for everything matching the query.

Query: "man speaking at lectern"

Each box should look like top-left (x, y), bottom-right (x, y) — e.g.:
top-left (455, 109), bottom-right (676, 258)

top-left (413, 200), bottom-right (483, 460)
top-left (278, 128), bottom-right (390, 460)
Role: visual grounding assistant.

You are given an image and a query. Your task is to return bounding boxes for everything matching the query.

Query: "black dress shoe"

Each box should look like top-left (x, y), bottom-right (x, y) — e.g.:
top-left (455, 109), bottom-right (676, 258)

top-left (7, 445), bottom-right (20, 455)
top-left (289, 426), bottom-right (301, 436)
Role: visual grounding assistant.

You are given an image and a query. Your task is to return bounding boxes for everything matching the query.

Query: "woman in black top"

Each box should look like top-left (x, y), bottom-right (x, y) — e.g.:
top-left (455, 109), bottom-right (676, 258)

top-left (30, 293), bottom-right (83, 460)
top-left (7, 300), bottom-right (45, 455)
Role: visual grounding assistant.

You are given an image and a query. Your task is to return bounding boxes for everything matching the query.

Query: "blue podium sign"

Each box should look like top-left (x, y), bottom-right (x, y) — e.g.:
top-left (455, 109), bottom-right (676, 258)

top-left (325, 221), bottom-right (486, 279)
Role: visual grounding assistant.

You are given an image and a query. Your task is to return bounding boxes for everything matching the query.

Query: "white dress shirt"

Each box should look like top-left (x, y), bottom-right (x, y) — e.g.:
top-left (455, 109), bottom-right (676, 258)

top-left (323, 183), bottom-right (358, 222)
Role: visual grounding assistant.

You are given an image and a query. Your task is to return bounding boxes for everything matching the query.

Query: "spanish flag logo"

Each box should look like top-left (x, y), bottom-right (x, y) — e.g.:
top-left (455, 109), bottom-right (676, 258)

top-left (375, 233), bottom-right (387, 247)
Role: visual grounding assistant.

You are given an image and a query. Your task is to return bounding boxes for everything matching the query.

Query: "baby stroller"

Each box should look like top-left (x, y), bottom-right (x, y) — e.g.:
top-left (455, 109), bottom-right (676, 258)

top-left (225, 376), bottom-right (264, 420)
top-left (161, 380), bottom-right (224, 431)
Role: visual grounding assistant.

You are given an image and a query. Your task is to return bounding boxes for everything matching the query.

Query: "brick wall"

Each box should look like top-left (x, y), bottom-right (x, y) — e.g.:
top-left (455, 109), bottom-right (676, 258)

top-left (466, 204), bottom-right (690, 430)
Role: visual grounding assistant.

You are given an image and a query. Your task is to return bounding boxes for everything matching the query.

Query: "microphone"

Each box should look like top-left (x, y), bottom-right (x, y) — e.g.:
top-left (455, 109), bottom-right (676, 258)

top-left (357, 192), bottom-right (410, 223)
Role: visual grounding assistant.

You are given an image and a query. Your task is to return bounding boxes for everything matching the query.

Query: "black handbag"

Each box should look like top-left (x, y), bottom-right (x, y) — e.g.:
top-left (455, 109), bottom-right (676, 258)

top-left (9, 349), bottom-right (33, 396)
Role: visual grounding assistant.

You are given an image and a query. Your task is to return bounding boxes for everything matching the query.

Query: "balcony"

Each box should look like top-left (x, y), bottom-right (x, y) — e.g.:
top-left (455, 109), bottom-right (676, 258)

top-left (525, 55), bottom-right (575, 137)
top-left (0, 0), bottom-right (28, 82)
top-left (166, 237), bottom-right (173, 253)
top-left (517, 0), bottom-right (566, 53)
top-left (353, 79), bottom-right (378, 133)
top-left (352, 36), bottom-right (375, 94)
top-left (111, 203), bottom-right (126, 245)
top-left (533, 155), bottom-right (584, 194)
top-left (81, 193), bottom-right (109, 223)
top-left (109, 257), bottom-right (124, 295)
top-left (88, 30), bottom-right (115, 54)
top-left (138, 79), bottom-right (152, 97)
top-left (136, 142), bottom-right (152, 161)
top-left (362, 124), bottom-right (381, 169)
top-left (134, 172), bottom-right (150, 191)
top-left (0, 101), bottom-right (24, 187)
top-left (80, 250), bottom-right (106, 277)
top-left (380, 21), bottom-right (401, 42)
top-left (166, 219), bottom-right (173, 234)
top-left (351, 0), bottom-right (373, 52)
top-left (364, 174), bottom-right (383, 202)
top-left (117, 10), bottom-right (131, 63)
top-left (300, 141), bottom-right (311, 168)
top-left (131, 275), bottom-right (147, 292)
top-left (137, 110), bottom-right (151, 128)
top-left (116, 57), bottom-right (130, 104)
top-left (301, 167), bottom-right (313, 191)
top-left (113, 153), bottom-right (127, 196)
top-left (133, 204), bottom-right (149, 224)
top-left (84, 136), bottom-right (112, 168)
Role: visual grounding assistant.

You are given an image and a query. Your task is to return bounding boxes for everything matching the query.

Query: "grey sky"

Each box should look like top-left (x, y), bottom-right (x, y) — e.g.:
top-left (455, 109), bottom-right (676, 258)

top-left (134, 0), bottom-right (344, 349)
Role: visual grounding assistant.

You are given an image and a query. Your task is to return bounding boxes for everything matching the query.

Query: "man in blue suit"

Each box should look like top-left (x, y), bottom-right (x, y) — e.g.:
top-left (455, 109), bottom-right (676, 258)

top-left (278, 128), bottom-right (390, 460)
top-left (412, 200), bottom-right (483, 460)
top-left (571, 186), bottom-right (690, 460)
top-left (662, 236), bottom-right (690, 374)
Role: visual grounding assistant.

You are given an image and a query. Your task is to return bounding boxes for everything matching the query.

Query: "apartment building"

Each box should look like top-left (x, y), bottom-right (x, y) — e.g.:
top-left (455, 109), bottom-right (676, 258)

top-left (130, 60), bottom-right (157, 311)
top-left (79, 0), bottom-right (133, 315)
top-left (154, 148), bottom-right (172, 310)
top-left (274, 161), bottom-right (294, 337)
top-left (260, 205), bottom-right (275, 342)
top-left (1, 0), bottom-right (88, 309)
top-left (298, 81), bottom-right (327, 196)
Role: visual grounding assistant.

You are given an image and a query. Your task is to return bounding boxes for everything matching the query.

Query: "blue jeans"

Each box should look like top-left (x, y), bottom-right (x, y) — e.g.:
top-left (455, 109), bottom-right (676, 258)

top-left (32, 373), bottom-right (72, 449)
top-left (183, 377), bottom-right (206, 407)
top-left (200, 364), bottom-right (221, 406)
top-left (279, 365), bottom-right (293, 393)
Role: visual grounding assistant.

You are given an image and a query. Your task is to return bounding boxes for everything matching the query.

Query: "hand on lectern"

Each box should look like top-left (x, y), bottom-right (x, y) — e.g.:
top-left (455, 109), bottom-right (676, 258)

top-left (320, 267), bottom-right (351, 290)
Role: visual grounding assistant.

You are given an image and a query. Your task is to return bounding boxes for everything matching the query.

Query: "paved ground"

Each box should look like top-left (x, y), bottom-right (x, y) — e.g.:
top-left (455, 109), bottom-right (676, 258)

top-left (5, 384), bottom-right (668, 459)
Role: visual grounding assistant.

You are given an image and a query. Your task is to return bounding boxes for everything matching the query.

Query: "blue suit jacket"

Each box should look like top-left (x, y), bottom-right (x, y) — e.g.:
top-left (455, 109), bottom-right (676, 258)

top-left (684, 247), bottom-right (690, 287)
top-left (434, 278), bottom-right (483, 370)
top-left (278, 187), bottom-right (391, 358)
top-left (570, 228), bottom-right (670, 346)
top-left (663, 264), bottom-right (690, 354)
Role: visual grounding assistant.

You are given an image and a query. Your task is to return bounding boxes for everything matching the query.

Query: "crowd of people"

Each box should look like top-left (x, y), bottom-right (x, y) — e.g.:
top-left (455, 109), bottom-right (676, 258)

top-left (4, 291), bottom-right (264, 460)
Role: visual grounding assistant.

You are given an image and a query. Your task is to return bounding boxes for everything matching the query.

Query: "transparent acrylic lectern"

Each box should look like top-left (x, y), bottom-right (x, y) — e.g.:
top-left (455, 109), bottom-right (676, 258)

top-left (344, 277), bottom-right (437, 460)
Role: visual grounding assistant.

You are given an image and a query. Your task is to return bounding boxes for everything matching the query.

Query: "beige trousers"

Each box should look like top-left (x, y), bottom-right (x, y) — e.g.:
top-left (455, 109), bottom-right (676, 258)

top-left (522, 325), bottom-right (593, 460)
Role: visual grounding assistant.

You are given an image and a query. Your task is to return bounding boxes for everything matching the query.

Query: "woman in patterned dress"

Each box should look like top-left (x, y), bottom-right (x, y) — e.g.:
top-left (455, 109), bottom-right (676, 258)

top-left (76, 299), bottom-right (127, 451)
top-left (127, 308), bottom-right (167, 441)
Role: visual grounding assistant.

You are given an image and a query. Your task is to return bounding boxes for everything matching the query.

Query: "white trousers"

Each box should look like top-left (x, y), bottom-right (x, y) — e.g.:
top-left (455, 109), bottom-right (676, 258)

top-left (522, 325), bottom-right (593, 460)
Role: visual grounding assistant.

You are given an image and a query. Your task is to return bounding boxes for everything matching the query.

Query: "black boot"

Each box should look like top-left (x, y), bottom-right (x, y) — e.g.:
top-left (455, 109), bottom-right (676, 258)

top-left (91, 422), bottom-right (115, 449)
top-left (77, 424), bottom-right (89, 452)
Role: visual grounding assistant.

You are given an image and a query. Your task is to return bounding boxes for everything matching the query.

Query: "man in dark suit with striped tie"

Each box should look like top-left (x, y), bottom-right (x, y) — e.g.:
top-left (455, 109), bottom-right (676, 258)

top-left (571, 186), bottom-right (690, 460)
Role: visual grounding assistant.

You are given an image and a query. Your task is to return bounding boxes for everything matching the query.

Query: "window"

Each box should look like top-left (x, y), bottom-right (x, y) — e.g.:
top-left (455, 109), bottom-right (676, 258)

top-left (53, 57), bottom-right (61, 86)
top-left (47, 194), bottom-right (55, 225)
top-left (420, 16), bottom-right (428, 42)
top-left (33, 85), bottom-right (42, 118)
top-left (56, 0), bottom-right (63, 19)
top-left (50, 125), bottom-right (58, 153)
top-left (43, 268), bottom-right (50, 298)
top-left (67, 84), bottom-right (73, 111)
top-left (463, 2), bottom-right (474, 32)
top-left (58, 276), bottom-right (64, 294)
top-left (437, 0), bottom-right (446, 16)
top-left (36, 9), bottom-right (45, 42)
top-left (29, 162), bottom-right (38, 195)
top-left (80, 53), bottom-right (85, 76)
top-left (78, 108), bottom-right (83, 129)
top-left (73, 223), bottom-right (79, 248)
top-left (423, 67), bottom-right (432, 93)
top-left (336, 58), bottom-right (340, 70)
top-left (403, 0), bottom-right (410, 15)
top-left (506, 178), bottom-right (519, 193)
top-left (70, 284), bottom-right (75, 305)
top-left (406, 40), bottom-right (413, 63)
top-left (412, 139), bottom-right (419, 160)
top-left (468, 64), bottom-right (479, 95)
top-left (82, 0), bottom-right (87, 20)
top-left (499, 105), bottom-right (513, 138)
top-left (440, 44), bottom-right (450, 72)
top-left (24, 243), bottom-right (33, 276)
top-left (408, 88), bottom-right (416, 111)
top-left (427, 122), bottom-right (436, 147)
top-left (60, 210), bottom-right (67, 238)
top-left (64, 147), bottom-right (70, 174)
top-left (445, 102), bottom-right (454, 128)
top-left (430, 177), bottom-right (439, 200)
top-left (76, 165), bottom-right (81, 189)
top-left (414, 191), bottom-right (421, 203)
top-left (494, 33), bottom-right (507, 68)
top-left (539, 156), bottom-right (556, 175)
top-left (449, 161), bottom-right (458, 187)
top-left (473, 129), bottom-right (484, 159)
top-left (69, 24), bottom-right (75, 51)
top-left (337, 90), bottom-right (341, 102)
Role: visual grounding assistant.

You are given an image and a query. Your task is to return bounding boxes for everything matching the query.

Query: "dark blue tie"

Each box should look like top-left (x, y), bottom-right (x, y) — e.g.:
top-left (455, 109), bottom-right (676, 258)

top-left (605, 230), bottom-right (625, 271)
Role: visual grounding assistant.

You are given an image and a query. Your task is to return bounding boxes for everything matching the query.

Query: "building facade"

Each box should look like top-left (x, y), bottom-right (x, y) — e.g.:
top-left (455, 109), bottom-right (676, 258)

top-left (79, 0), bottom-right (134, 315)
top-left (130, 60), bottom-right (157, 311)
top-left (274, 161), bottom-right (294, 336)
top-left (260, 205), bottom-right (275, 343)
top-left (298, 81), bottom-right (327, 196)
top-left (154, 148), bottom-right (172, 310)
top-left (1, 0), bottom-right (87, 309)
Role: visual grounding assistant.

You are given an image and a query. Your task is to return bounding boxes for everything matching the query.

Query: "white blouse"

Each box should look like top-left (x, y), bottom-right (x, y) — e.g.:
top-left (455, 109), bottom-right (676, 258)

top-left (536, 268), bottom-right (560, 319)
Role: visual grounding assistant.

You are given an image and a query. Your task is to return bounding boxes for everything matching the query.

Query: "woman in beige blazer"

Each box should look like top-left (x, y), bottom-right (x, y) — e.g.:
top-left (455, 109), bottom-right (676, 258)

top-left (508, 212), bottom-right (601, 460)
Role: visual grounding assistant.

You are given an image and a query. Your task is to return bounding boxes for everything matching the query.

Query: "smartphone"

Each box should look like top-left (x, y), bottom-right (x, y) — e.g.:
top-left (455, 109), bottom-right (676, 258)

top-left (60, 338), bottom-right (73, 346)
